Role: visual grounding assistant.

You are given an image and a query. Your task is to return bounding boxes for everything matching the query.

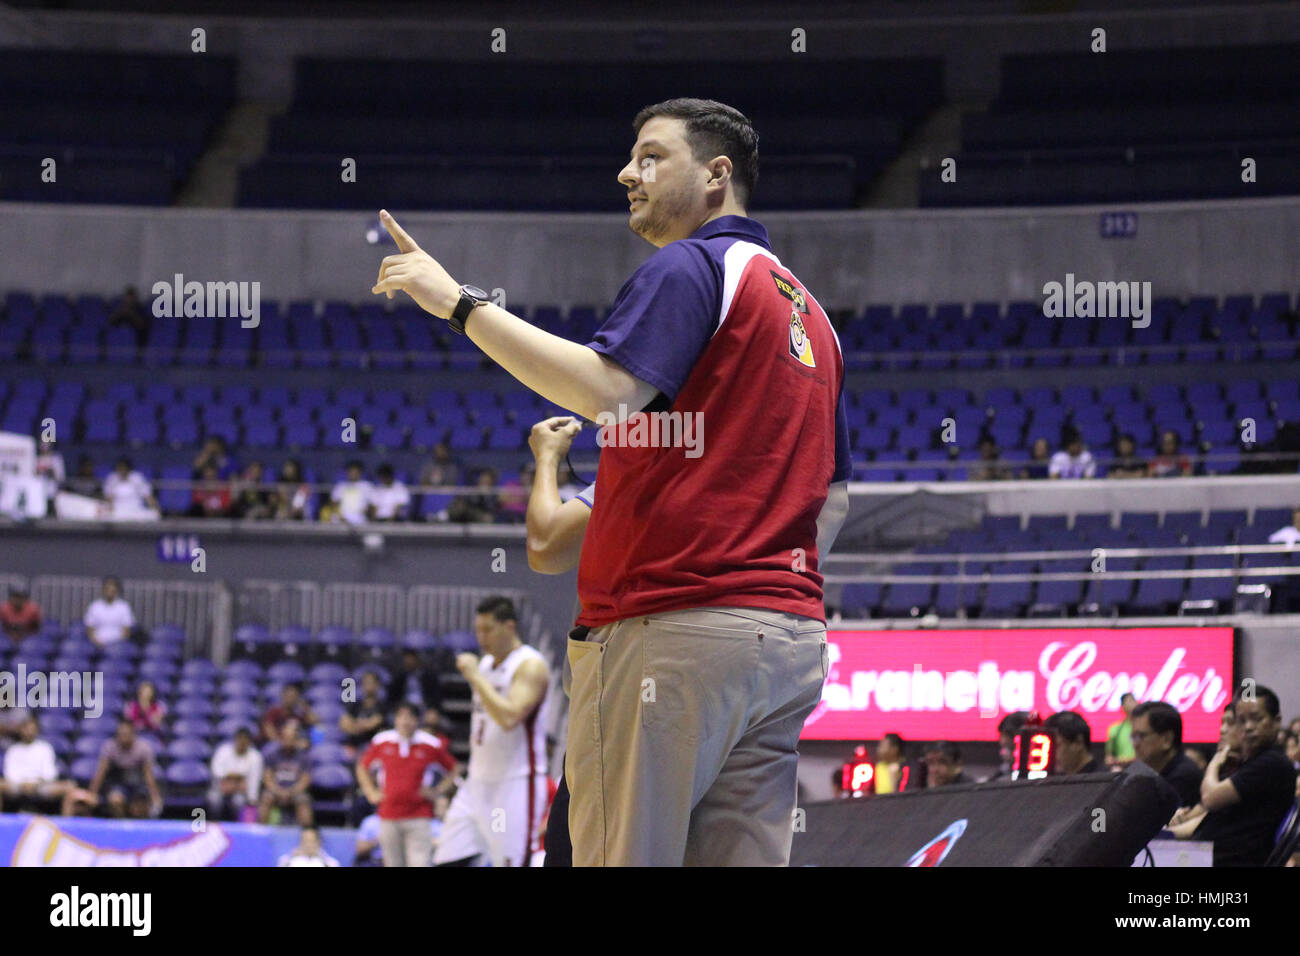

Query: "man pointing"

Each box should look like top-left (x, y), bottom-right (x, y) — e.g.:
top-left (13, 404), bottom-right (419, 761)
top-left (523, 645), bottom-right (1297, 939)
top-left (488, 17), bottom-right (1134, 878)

top-left (373, 98), bottom-right (850, 866)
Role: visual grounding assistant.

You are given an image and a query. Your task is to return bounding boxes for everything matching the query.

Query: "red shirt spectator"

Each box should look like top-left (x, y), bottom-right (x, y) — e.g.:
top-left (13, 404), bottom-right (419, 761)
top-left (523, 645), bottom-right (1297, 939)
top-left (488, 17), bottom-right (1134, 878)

top-left (1, 590), bottom-right (42, 643)
top-left (124, 699), bottom-right (166, 732)
top-left (359, 729), bottom-right (456, 819)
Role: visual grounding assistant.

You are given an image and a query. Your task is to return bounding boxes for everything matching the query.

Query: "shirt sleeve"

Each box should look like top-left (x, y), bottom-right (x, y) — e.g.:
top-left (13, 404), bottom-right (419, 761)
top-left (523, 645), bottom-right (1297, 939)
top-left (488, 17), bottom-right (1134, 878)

top-left (39, 743), bottom-right (57, 781)
top-left (359, 741), bottom-right (378, 769)
top-left (575, 482), bottom-right (596, 509)
top-left (586, 240), bottom-right (721, 402)
top-left (831, 390), bottom-right (852, 483)
top-left (433, 741), bottom-right (457, 772)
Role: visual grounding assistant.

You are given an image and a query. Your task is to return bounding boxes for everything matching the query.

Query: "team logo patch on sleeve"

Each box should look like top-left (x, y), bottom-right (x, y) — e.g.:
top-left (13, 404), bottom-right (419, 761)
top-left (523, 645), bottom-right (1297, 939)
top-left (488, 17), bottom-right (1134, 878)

top-left (789, 312), bottom-right (816, 367)
top-left (771, 270), bottom-right (816, 368)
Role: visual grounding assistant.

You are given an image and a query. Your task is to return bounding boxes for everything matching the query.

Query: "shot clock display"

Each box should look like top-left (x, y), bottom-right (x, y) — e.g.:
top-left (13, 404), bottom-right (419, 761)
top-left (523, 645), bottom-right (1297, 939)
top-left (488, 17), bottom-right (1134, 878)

top-left (1011, 713), bottom-right (1056, 780)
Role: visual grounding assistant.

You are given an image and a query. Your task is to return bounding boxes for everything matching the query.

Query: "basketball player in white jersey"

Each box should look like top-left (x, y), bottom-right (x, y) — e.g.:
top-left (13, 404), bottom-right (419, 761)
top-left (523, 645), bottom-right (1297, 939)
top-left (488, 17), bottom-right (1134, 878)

top-left (433, 595), bottom-right (551, 867)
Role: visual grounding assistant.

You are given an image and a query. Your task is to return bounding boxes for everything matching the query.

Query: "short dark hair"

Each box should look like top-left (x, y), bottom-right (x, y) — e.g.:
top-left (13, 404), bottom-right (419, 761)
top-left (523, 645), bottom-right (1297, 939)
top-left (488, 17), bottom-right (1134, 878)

top-left (103, 575), bottom-right (122, 589)
top-left (1132, 700), bottom-right (1183, 749)
top-left (394, 701), bottom-right (419, 720)
top-left (283, 681), bottom-right (303, 694)
top-left (475, 595), bottom-right (517, 624)
top-left (1234, 684), bottom-right (1281, 719)
top-left (377, 463), bottom-right (394, 479)
top-left (925, 740), bottom-right (962, 764)
top-left (234, 725), bottom-right (252, 739)
top-left (632, 98), bottom-right (760, 208)
top-left (998, 711), bottom-right (1030, 736)
top-left (1044, 710), bottom-right (1091, 747)
top-left (881, 732), bottom-right (904, 756)
top-left (346, 459), bottom-right (364, 472)
top-left (1120, 692), bottom-right (1137, 706)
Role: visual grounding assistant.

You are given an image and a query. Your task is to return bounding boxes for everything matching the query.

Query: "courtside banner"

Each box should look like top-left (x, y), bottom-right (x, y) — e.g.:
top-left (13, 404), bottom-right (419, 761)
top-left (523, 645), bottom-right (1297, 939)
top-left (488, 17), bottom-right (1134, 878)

top-left (0, 814), bottom-right (358, 866)
top-left (801, 627), bottom-right (1234, 743)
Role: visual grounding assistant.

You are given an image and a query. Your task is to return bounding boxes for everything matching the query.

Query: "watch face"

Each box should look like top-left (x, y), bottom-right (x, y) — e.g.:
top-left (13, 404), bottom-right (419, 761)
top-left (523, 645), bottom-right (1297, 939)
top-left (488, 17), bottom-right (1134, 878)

top-left (463, 285), bottom-right (488, 301)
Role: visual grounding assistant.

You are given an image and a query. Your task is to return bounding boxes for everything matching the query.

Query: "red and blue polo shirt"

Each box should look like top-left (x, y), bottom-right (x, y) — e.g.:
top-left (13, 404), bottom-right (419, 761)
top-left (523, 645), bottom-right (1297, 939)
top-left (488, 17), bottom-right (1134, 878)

top-left (360, 729), bottom-right (456, 820)
top-left (575, 215), bottom-right (850, 627)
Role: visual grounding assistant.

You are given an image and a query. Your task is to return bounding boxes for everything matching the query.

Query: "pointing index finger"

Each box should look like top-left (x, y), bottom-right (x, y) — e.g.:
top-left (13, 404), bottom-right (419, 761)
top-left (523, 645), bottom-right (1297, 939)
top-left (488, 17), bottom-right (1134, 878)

top-left (379, 209), bottom-right (420, 253)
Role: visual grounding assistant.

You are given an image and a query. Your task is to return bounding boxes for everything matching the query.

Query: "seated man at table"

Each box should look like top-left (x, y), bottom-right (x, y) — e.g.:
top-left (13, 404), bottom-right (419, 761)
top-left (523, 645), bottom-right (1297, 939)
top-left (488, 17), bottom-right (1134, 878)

top-left (1131, 700), bottom-right (1204, 808)
top-left (1044, 710), bottom-right (1104, 774)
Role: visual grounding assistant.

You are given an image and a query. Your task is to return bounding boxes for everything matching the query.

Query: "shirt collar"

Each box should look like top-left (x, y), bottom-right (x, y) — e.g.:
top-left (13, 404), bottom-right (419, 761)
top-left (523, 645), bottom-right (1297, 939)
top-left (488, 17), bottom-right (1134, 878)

top-left (689, 214), bottom-right (769, 248)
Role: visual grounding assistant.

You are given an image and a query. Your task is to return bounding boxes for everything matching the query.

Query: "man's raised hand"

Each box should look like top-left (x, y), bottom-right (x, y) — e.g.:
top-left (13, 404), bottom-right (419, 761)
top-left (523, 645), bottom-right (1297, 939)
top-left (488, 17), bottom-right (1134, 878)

top-left (371, 209), bottom-right (461, 319)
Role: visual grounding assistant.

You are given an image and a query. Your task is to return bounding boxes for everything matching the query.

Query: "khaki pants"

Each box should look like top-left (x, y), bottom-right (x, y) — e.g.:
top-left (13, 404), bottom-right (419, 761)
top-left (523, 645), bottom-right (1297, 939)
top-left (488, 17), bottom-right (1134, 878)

top-left (565, 605), bottom-right (827, 866)
top-left (379, 817), bottom-right (432, 867)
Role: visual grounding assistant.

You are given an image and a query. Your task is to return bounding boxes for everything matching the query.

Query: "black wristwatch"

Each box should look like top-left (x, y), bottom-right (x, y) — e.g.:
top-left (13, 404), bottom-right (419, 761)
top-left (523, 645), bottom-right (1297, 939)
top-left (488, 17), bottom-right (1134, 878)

top-left (448, 284), bottom-right (489, 335)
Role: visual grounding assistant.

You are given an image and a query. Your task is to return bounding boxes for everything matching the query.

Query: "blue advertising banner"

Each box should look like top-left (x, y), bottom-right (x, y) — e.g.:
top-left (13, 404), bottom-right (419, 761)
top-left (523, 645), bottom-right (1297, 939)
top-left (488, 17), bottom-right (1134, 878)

top-left (0, 814), bottom-right (358, 867)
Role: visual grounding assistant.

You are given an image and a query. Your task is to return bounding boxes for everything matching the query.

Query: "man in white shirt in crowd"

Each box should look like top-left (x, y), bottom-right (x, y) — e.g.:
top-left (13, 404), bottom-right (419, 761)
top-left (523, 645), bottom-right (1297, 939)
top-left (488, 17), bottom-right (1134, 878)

top-left (330, 460), bottom-right (372, 525)
top-left (84, 576), bottom-right (136, 648)
top-left (1049, 431), bottom-right (1097, 480)
top-left (366, 463), bottom-right (411, 522)
top-left (277, 826), bottom-right (341, 867)
top-left (1268, 507), bottom-right (1300, 548)
top-left (102, 456), bottom-right (158, 517)
top-left (0, 716), bottom-right (73, 813)
top-left (208, 726), bottom-right (263, 821)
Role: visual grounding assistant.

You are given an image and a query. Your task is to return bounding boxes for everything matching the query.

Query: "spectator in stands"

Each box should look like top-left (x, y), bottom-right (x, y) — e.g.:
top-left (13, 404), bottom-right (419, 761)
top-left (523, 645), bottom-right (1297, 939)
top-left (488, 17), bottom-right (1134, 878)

top-left (1149, 429), bottom-right (1193, 478)
top-left (1285, 730), bottom-right (1299, 769)
top-left (108, 285), bottom-right (150, 347)
top-left (277, 826), bottom-right (339, 867)
top-left (0, 716), bottom-right (72, 814)
top-left (69, 455), bottom-right (98, 497)
top-left (187, 462), bottom-right (232, 518)
top-left (1021, 438), bottom-right (1052, 480)
top-left (1106, 434), bottom-right (1147, 478)
top-left (192, 436), bottom-right (237, 481)
top-left (498, 462), bottom-right (535, 523)
top-left (330, 459), bottom-right (372, 525)
top-left (261, 683), bottom-right (317, 742)
top-left (983, 710), bottom-right (1031, 781)
top-left (69, 719), bottom-right (162, 819)
top-left (208, 726), bottom-right (263, 822)
top-left (1, 586), bottom-right (42, 644)
top-left (340, 671), bottom-right (387, 756)
top-left (969, 437), bottom-right (1012, 481)
top-left (84, 576), bottom-right (135, 648)
top-left (356, 702), bottom-right (459, 867)
top-left (448, 467), bottom-right (501, 523)
top-left (873, 733), bottom-right (916, 793)
top-left (1044, 711), bottom-right (1102, 773)
top-left (102, 456), bottom-right (158, 516)
top-left (923, 741), bottom-right (970, 787)
top-left (35, 436), bottom-right (66, 506)
top-left (387, 650), bottom-right (443, 717)
top-left (1049, 430), bottom-right (1097, 479)
top-left (1131, 700), bottom-right (1204, 808)
top-left (1267, 507), bottom-right (1300, 547)
top-left (271, 459), bottom-right (312, 520)
top-left (1174, 686), bottom-right (1298, 866)
top-left (259, 718), bottom-right (314, 826)
top-left (421, 706), bottom-right (446, 738)
top-left (232, 461), bottom-right (274, 519)
top-left (418, 442), bottom-right (461, 488)
top-left (124, 680), bottom-right (166, 733)
top-left (1104, 693), bottom-right (1138, 769)
top-left (366, 463), bottom-right (411, 522)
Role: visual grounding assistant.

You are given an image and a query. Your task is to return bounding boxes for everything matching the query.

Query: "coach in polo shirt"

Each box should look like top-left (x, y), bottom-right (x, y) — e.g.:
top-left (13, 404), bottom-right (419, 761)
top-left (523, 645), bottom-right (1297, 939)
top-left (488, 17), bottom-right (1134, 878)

top-left (372, 98), bottom-right (851, 866)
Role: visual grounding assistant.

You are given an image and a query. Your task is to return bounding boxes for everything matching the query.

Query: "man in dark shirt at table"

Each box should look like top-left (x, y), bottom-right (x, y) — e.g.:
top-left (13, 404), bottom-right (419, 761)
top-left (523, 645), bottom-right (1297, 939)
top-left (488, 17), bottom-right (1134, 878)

top-left (1044, 711), bottom-right (1103, 774)
top-left (1131, 700), bottom-right (1204, 808)
top-left (1190, 686), bottom-right (1297, 866)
